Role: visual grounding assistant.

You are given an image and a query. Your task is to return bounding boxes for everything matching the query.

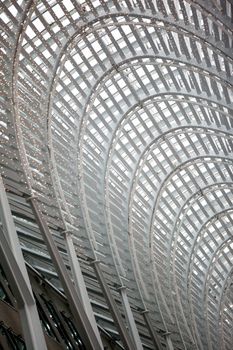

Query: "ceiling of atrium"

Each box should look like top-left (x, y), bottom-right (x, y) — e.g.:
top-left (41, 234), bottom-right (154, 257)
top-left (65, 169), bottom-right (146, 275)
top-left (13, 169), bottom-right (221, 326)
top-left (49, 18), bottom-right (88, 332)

top-left (1, 1), bottom-right (233, 349)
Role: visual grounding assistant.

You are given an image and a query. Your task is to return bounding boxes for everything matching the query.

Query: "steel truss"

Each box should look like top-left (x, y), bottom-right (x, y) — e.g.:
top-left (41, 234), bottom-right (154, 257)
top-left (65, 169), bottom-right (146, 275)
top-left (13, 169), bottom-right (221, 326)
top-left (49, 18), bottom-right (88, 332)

top-left (0, 1), bottom-right (233, 349)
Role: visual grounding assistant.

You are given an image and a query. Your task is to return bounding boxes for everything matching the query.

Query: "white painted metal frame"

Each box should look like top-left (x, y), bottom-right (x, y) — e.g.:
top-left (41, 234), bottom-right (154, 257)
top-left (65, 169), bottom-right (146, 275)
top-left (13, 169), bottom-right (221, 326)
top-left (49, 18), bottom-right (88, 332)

top-left (1, 1), bottom-right (233, 349)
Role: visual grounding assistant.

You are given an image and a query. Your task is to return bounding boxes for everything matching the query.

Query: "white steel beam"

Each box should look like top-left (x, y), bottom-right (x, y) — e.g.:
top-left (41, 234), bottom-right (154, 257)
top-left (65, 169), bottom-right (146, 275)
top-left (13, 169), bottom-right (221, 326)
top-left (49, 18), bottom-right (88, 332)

top-left (119, 286), bottom-right (143, 350)
top-left (63, 230), bottom-right (104, 349)
top-left (28, 196), bottom-right (102, 350)
top-left (0, 176), bottom-right (47, 350)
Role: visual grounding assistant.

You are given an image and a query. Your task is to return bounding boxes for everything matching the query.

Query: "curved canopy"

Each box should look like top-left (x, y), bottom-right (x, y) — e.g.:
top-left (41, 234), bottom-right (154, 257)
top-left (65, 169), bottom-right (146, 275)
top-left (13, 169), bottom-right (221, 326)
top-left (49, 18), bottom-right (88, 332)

top-left (1, 1), bottom-right (233, 349)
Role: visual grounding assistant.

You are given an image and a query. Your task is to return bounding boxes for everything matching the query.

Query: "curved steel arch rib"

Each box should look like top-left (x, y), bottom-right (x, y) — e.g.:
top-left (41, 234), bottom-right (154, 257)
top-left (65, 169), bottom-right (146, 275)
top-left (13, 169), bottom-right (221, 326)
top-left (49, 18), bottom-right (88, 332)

top-left (1, 1), bottom-right (233, 350)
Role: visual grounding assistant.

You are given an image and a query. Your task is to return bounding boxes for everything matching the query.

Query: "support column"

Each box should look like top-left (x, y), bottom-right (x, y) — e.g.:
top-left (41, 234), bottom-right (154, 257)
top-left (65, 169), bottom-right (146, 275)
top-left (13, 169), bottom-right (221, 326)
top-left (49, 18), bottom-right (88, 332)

top-left (0, 177), bottom-right (47, 350)
top-left (91, 260), bottom-right (135, 350)
top-left (28, 196), bottom-right (102, 350)
top-left (63, 230), bottom-right (103, 349)
top-left (118, 286), bottom-right (143, 350)
top-left (165, 332), bottom-right (175, 350)
top-left (141, 310), bottom-right (163, 350)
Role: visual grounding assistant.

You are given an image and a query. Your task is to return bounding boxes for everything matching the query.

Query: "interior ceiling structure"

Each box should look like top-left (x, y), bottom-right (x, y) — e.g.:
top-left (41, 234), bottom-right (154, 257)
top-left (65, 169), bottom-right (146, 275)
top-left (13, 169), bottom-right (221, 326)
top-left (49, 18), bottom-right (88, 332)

top-left (1, 0), bottom-right (233, 349)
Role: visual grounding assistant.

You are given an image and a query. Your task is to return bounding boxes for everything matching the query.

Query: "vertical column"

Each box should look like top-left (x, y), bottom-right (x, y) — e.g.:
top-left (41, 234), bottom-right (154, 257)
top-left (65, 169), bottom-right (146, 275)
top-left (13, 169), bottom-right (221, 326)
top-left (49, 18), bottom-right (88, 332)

top-left (28, 195), bottom-right (102, 350)
top-left (0, 178), bottom-right (31, 286)
top-left (118, 286), bottom-right (143, 350)
top-left (0, 177), bottom-right (47, 350)
top-left (141, 309), bottom-right (163, 350)
top-left (165, 332), bottom-right (175, 350)
top-left (91, 260), bottom-right (135, 350)
top-left (63, 230), bottom-right (103, 349)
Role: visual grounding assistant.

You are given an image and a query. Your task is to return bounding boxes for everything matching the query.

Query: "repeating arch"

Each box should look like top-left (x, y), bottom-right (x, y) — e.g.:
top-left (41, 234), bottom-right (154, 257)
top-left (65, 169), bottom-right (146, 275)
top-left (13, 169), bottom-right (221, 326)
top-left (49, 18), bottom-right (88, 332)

top-left (1, 1), bottom-right (233, 349)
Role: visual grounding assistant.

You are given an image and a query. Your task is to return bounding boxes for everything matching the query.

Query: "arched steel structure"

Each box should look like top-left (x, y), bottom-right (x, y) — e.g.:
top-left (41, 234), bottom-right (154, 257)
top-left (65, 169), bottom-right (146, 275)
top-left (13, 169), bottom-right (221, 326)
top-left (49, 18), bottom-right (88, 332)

top-left (1, 1), bottom-right (233, 349)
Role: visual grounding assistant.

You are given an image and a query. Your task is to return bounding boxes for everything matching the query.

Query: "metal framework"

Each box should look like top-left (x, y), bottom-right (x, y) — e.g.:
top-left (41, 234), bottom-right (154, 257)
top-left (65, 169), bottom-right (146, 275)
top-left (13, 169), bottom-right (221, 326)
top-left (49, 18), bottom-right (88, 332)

top-left (0, 176), bottom-right (47, 350)
top-left (0, 0), bottom-right (233, 349)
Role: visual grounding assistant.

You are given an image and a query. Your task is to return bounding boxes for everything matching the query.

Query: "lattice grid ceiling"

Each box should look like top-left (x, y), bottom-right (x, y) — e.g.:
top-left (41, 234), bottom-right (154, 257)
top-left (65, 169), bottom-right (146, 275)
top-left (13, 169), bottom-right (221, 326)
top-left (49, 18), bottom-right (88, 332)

top-left (1, 0), bottom-right (233, 349)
